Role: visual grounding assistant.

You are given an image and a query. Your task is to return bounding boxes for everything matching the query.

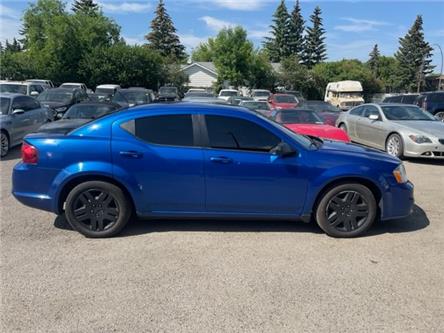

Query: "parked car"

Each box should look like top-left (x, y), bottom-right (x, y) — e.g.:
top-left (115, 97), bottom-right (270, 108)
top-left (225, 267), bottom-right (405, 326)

top-left (415, 91), bottom-right (444, 121)
top-left (283, 90), bottom-right (305, 102)
top-left (112, 88), bottom-right (152, 107)
top-left (182, 92), bottom-right (216, 102)
top-left (26, 79), bottom-right (54, 89)
top-left (37, 88), bottom-right (89, 118)
top-left (95, 84), bottom-right (121, 97)
top-left (336, 103), bottom-right (444, 159)
top-left (129, 87), bottom-right (155, 102)
top-left (218, 89), bottom-right (239, 101)
top-left (186, 88), bottom-right (206, 93)
top-left (301, 100), bottom-right (342, 126)
top-left (0, 93), bottom-right (50, 157)
top-left (0, 81), bottom-right (45, 97)
top-left (227, 96), bottom-right (253, 105)
top-left (239, 100), bottom-right (271, 115)
top-left (325, 81), bottom-right (364, 110)
top-left (271, 109), bottom-right (350, 143)
top-left (268, 94), bottom-right (299, 109)
top-left (158, 86), bottom-right (180, 102)
top-left (12, 103), bottom-right (414, 238)
top-left (60, 82), bottom-right (88, 92)
top-left (382, 94), bottom-right (419, 104)
top-left (37, 102), bottom-right (121, 134)
top-left (250, 89), bottom-right (271, 101)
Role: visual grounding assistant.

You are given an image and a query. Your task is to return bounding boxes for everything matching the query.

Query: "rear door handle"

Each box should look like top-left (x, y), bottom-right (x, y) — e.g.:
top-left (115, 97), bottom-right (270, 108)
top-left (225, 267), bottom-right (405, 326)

top-left (119, 151), bottom-right (143, 159)
top-left (210, 156), bottom-right (233, 164)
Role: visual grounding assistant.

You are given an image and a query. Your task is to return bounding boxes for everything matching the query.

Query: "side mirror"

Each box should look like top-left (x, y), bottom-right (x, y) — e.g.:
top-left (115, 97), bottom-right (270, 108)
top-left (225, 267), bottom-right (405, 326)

top-left (56, 113), bottom-right (63, 119)
top-left (368, 114), bottom-right (380, 121)
top-left (12, 109), bottom-right (25, 115)
top-left (270, 142), bottom-right (297, 157)
top-left (30, 91), bottom-right (39, 97)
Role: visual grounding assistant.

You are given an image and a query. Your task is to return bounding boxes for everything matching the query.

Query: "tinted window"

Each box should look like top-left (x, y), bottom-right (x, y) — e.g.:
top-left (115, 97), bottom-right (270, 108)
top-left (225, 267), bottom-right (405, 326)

top-left (0, 84), bottom-right (27, 95)
top-left (0, 97), bottom-right (10, 115)
top-left (276, 110), bottom-right (323, 124)
top-left (27, 97), bottom-right (41, 110)
top-left (350, 106), bottom-right (364, 116)
top-left (381, 106), bottom-right (435, 121)
top-left (401, 95), bottom-right (418, 104)
top-left (131, 115), bottom-right (194, 146)
top-left (428, 93), bottom-right (444, 103)
top-left (205, 115), bottom-right (280, 152)
top-left (362, 106), bottom-right (380, 118)
top-left (112, 92), bottom-right (127, 104)
top-left (11, 96), bottom-right (30, 111)
top-left (275, 95), bottom-right (297, 103)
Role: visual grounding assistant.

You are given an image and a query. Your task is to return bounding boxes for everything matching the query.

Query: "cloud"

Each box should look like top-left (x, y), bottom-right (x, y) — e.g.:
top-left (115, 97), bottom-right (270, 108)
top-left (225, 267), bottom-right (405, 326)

top-left (123, 35), bottom-right (145, 45)
top-left (0, 5), bottom-right (21, 43)
top-left (98, 1), bottom-right (151, 13)
top-left (0, 4), bottom-right (20, 19)
top-left (212, 0), bottom-right (267, 11)
top-left (328, 40), bottom-right (378, 60)
top-left (335, 17), bottom-right (390, 32)
top-left (200, 16), bottom-right (236, 31)
top-left (248, 29), bottom-right (271, 39)
top-left (179, 33), bottom-right (208, 50)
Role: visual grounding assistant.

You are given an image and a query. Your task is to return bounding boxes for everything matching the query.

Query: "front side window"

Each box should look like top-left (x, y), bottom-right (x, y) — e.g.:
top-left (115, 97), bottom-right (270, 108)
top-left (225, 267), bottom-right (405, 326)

top-left (205, 115), bottom-right (280, 152)
top-left (125, 114), bottom-right (195, 147)
top-left (0, 97), bottom-right (11, 115)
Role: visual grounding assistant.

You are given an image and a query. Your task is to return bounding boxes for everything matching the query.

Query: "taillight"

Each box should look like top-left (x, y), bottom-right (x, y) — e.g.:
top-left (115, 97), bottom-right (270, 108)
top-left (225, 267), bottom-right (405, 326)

top-left (21, 142), bottom-right (38, 164)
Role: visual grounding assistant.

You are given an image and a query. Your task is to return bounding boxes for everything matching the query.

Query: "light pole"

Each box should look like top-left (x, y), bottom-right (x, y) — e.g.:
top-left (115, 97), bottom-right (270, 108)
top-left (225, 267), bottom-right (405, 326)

top-left (433, 44), bottom-right (443, 91)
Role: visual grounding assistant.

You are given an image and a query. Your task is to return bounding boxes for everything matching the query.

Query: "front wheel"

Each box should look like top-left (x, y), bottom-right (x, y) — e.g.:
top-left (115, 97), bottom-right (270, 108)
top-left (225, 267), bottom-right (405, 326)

top-left (386, 133), bottom-right (404, 158)
top-left (435, 111), bottom-right (444, 122)
top-left (65, 181), bottom-right (131, 238)
top-left (315, 183), bottom-right (377, 238)
top-left (1, 131), bottom-right (9, 157)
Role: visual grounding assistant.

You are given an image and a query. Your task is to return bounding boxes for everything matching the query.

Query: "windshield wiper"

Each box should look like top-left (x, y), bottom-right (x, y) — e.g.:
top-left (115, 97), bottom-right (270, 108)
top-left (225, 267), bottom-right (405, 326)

top-left (304, 135), bottom-right (324, 148)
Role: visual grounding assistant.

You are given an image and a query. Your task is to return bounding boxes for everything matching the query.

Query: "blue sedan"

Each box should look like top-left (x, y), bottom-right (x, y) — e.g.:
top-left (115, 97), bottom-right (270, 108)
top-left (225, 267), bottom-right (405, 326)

top-left (12, 103), bottom-right (414, 238)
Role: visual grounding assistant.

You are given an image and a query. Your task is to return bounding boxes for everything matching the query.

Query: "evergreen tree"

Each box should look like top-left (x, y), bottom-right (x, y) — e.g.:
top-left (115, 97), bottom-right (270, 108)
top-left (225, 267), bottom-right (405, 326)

top-left (287, 0), bottom-right (304, 59)
top-left (395, 15), bottom-right (434, 92)
top-left (72, 0), bottom-right (98, 15)
top-left (145, 0), bottom-right (186, 62)
top-left (264, 0), bottom-right (290, 62)
top-left (302, 6), bottom-right (326, 68)
top-left (367, 44), bottom-right (381, 77)
top-left (4, 38), bottom-right (22, 52)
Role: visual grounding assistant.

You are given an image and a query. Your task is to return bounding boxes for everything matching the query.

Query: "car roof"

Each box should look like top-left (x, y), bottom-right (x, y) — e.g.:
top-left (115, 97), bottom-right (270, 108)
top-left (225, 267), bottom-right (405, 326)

top-left (46, 87), bottom-right (78, 92)
top-left (377, 103), bottom-right (420, 107)
top-left (61, 83), bottom-right (83, 86)
top-left (96, 84), bottom-right (120, 89)
top-left (119, 88), bottom-right (148, 92)
top-left (0, 92), bottom-right (23, 98)
top-left (0, 81), bottom-right (31, 86)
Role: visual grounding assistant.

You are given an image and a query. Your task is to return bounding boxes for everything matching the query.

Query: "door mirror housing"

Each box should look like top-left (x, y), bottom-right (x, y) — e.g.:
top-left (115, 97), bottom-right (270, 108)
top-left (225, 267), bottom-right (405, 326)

top-left (30, 91), bottom-right (39, 97)
top-left (270, 142), bottom-right (297, 157)
top-left (368, 114), bottom-right (380, 121)
top-left (12, 109), bottom-right (25, 115)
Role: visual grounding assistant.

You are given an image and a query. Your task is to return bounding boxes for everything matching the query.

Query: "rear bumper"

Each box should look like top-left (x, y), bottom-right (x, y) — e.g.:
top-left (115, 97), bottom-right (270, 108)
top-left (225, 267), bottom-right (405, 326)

top-left (380, 181), bottom-right (414, 220)
top-left (12, 191), bottom-right (54, 212)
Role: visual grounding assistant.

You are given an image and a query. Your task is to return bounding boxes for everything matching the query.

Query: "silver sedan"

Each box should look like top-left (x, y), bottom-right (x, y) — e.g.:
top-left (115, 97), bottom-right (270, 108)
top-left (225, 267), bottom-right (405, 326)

top-left (336, 103), bottom-right (444, 159)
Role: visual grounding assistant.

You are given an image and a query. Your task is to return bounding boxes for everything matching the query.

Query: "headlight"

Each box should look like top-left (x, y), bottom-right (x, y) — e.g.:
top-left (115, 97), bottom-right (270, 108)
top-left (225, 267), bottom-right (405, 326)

top-left (393, 164), bottom-right (408, 184)
top-left (408, 134), bottom-right (431, 144)
top-left (55, 106), bottom-right (67, 112)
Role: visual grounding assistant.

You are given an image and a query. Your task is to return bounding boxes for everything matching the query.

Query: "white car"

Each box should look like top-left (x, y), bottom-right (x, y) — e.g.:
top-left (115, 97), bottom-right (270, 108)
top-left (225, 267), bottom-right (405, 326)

top-left (186, 88), bottom-right (206, 93)
top-left (218, 89), bottom-right (239, 101)
top-left (26, 79), bottom-right (54, 89)
top-left (0, 81), bottom-right (45, 97)
top-left (60, 82), bottom-right (88, 92)
top-left (95, 84), bottom-right (121, 96)
top-left (251, 89), bottom-right (271, 101)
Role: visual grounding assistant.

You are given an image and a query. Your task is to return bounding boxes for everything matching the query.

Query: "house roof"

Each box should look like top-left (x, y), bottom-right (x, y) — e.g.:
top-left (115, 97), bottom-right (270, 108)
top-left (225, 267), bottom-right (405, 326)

top-left (181, 62), bottom-right (217, 75)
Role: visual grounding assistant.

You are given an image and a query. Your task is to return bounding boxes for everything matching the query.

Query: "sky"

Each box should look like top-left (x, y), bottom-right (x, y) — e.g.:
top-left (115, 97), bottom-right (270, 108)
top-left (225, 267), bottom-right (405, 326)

top-left (1, 0), bottom-right (443, 70)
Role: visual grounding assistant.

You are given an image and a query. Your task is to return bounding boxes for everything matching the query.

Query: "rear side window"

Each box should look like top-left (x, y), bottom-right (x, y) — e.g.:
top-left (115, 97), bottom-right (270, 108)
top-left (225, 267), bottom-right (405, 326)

top-left (350, 106), bottom-right (364, 116)
top-left (125, 115), bottom-right (194, 147)
top-left (205, 115), bottom-right (280, 152)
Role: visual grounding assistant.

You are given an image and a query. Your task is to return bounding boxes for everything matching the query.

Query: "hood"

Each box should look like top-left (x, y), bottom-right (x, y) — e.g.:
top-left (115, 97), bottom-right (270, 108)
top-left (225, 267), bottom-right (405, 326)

top-left (40, 101), bottom-right (69, 109)
top-left (393, 120), bottom-right (444, 138)
top-left (284, 124), bottom-right (350, 142)
top-left (317, 140), bottom-right (400, 164)
top-left (37, 119), bottom-right (90, 134)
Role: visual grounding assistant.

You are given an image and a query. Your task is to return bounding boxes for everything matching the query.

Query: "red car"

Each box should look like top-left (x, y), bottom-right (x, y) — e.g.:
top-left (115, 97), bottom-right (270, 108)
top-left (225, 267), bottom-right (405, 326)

top-left (271, 109), bottom-right (350, 143)
top-left (268, 94), bottom-right (299, 110)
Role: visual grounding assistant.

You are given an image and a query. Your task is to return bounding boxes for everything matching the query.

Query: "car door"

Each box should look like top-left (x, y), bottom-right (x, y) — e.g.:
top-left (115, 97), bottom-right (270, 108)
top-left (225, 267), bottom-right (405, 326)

top-left (202, 114), bottom-right (308, 215)
top-left (10, 96), bottom-right (33, 143)
top-left (346, 106), bottom-right (364, 140)
top-left (25, 97), bottom-right (47, 130)
top-left (112, 113), bottom-right (205, 215)
top-left (359, 106), bottom-right (386, 148)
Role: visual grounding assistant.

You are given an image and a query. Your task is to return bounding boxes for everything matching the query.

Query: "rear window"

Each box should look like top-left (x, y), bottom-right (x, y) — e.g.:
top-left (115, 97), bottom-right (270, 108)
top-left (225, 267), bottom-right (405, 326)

top-left (428, 93), bottom-right (444, 103)
top-left (0, 84), bottom-right (27, 95)
top-left (275, 95), bottom-right (297, 103)
top-left (401, 95), bottom-right (418, 104)
top-left (125, 115), bottom-right (194, 147)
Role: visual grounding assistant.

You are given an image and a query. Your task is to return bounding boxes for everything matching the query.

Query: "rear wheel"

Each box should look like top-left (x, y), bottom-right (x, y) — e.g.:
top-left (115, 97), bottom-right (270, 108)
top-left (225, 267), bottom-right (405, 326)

top-left (1, 131), bottom-right (9, 157)
top-left (315, 183), bottom-right (377, 238)
top-left (386, 133), bottom-right (404, 158)
top-left (65, 181), bottom-right (131, 238)
top-left (339, 123), bottom-right (347, 133)
top-left (435, 111), bottom-right (444, 122)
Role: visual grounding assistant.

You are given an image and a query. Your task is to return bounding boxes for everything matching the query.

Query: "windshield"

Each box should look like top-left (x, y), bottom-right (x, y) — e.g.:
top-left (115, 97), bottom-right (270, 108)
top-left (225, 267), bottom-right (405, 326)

top-left (304, 102), bottom-right (340, 113)
top-left (275, 95), bottom-right (297, 103)
top-left (0, 84), bottom-right (27, 95)
top-left (121, 91), bottom-right (149, 104)
top-left (277, 110), bottom-right (323, 124)
top-left (61, 84), bottom-right (79, 89)
top-left (241, 101), bottom-right (270, 110)
top-left (0, 97), bottom-right (10, 115)
top-left (338, 92), bottom-right (362, 98)
top-left (184, 92), bottom-right (214, 98)
top-left (64, 104), bottom-right (116, 119)
top-left (159, 87), bottom-right (177, 94)
top-left (220, 91), bottom-right (238, 97)
top-left (252, 91), bottom-right (270, 97)
top-left (38, 90), bottom-right (73, 103)
top-left (95, 88), bottom-right (115, 95)
top-left (382, 105), bottom-right (436, 121)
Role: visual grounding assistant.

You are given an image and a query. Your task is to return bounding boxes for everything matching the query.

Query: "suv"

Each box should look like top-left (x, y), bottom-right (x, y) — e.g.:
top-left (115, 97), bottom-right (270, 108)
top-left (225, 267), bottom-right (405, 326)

top-left (415, 92), bottom-right (444, 121)
top-left (0, 81), bottom-right (46, 97)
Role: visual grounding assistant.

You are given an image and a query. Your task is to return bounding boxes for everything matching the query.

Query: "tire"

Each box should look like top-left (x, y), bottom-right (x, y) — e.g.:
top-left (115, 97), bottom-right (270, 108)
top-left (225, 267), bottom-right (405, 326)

top-left (65, 181), bottom-right (131, 238)
top-left (385, 133), bottom-right (404, 158)
top-left (315, 183), bottom-right (377, 238)
top-left (339, 123), bottom-right (347, 133)
top-left (1, 131), bottom-right (9, 158)
top-left (435, 111), bottom-right (444, 122)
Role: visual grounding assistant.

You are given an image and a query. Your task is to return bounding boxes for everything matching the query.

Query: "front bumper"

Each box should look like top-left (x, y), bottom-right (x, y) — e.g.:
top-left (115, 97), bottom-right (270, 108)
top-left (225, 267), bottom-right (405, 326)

top-left (380, 181), bottom-right (414, 220)
top-left (404, 140), bottom-right (444, 159)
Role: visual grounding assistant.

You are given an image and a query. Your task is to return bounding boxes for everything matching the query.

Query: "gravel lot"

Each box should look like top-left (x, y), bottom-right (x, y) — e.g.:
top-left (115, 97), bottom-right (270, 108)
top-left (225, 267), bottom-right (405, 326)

top-left (1, 146), bottom-right (443, 332)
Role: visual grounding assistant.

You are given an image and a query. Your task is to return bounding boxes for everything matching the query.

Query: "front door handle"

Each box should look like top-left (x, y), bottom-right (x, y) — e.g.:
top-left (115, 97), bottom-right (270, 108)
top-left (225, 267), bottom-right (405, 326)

top-left (119, 150), bottom-right (143, 159)
top-left (210, 156), bottom-right (233, 164)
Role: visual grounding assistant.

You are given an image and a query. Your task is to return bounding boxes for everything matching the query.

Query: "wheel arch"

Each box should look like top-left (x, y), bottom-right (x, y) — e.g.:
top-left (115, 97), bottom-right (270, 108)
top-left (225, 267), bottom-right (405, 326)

top-left (56, 174), bottom-right (136, 215)
top-left (1, 128), bottom-right (10, 140)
